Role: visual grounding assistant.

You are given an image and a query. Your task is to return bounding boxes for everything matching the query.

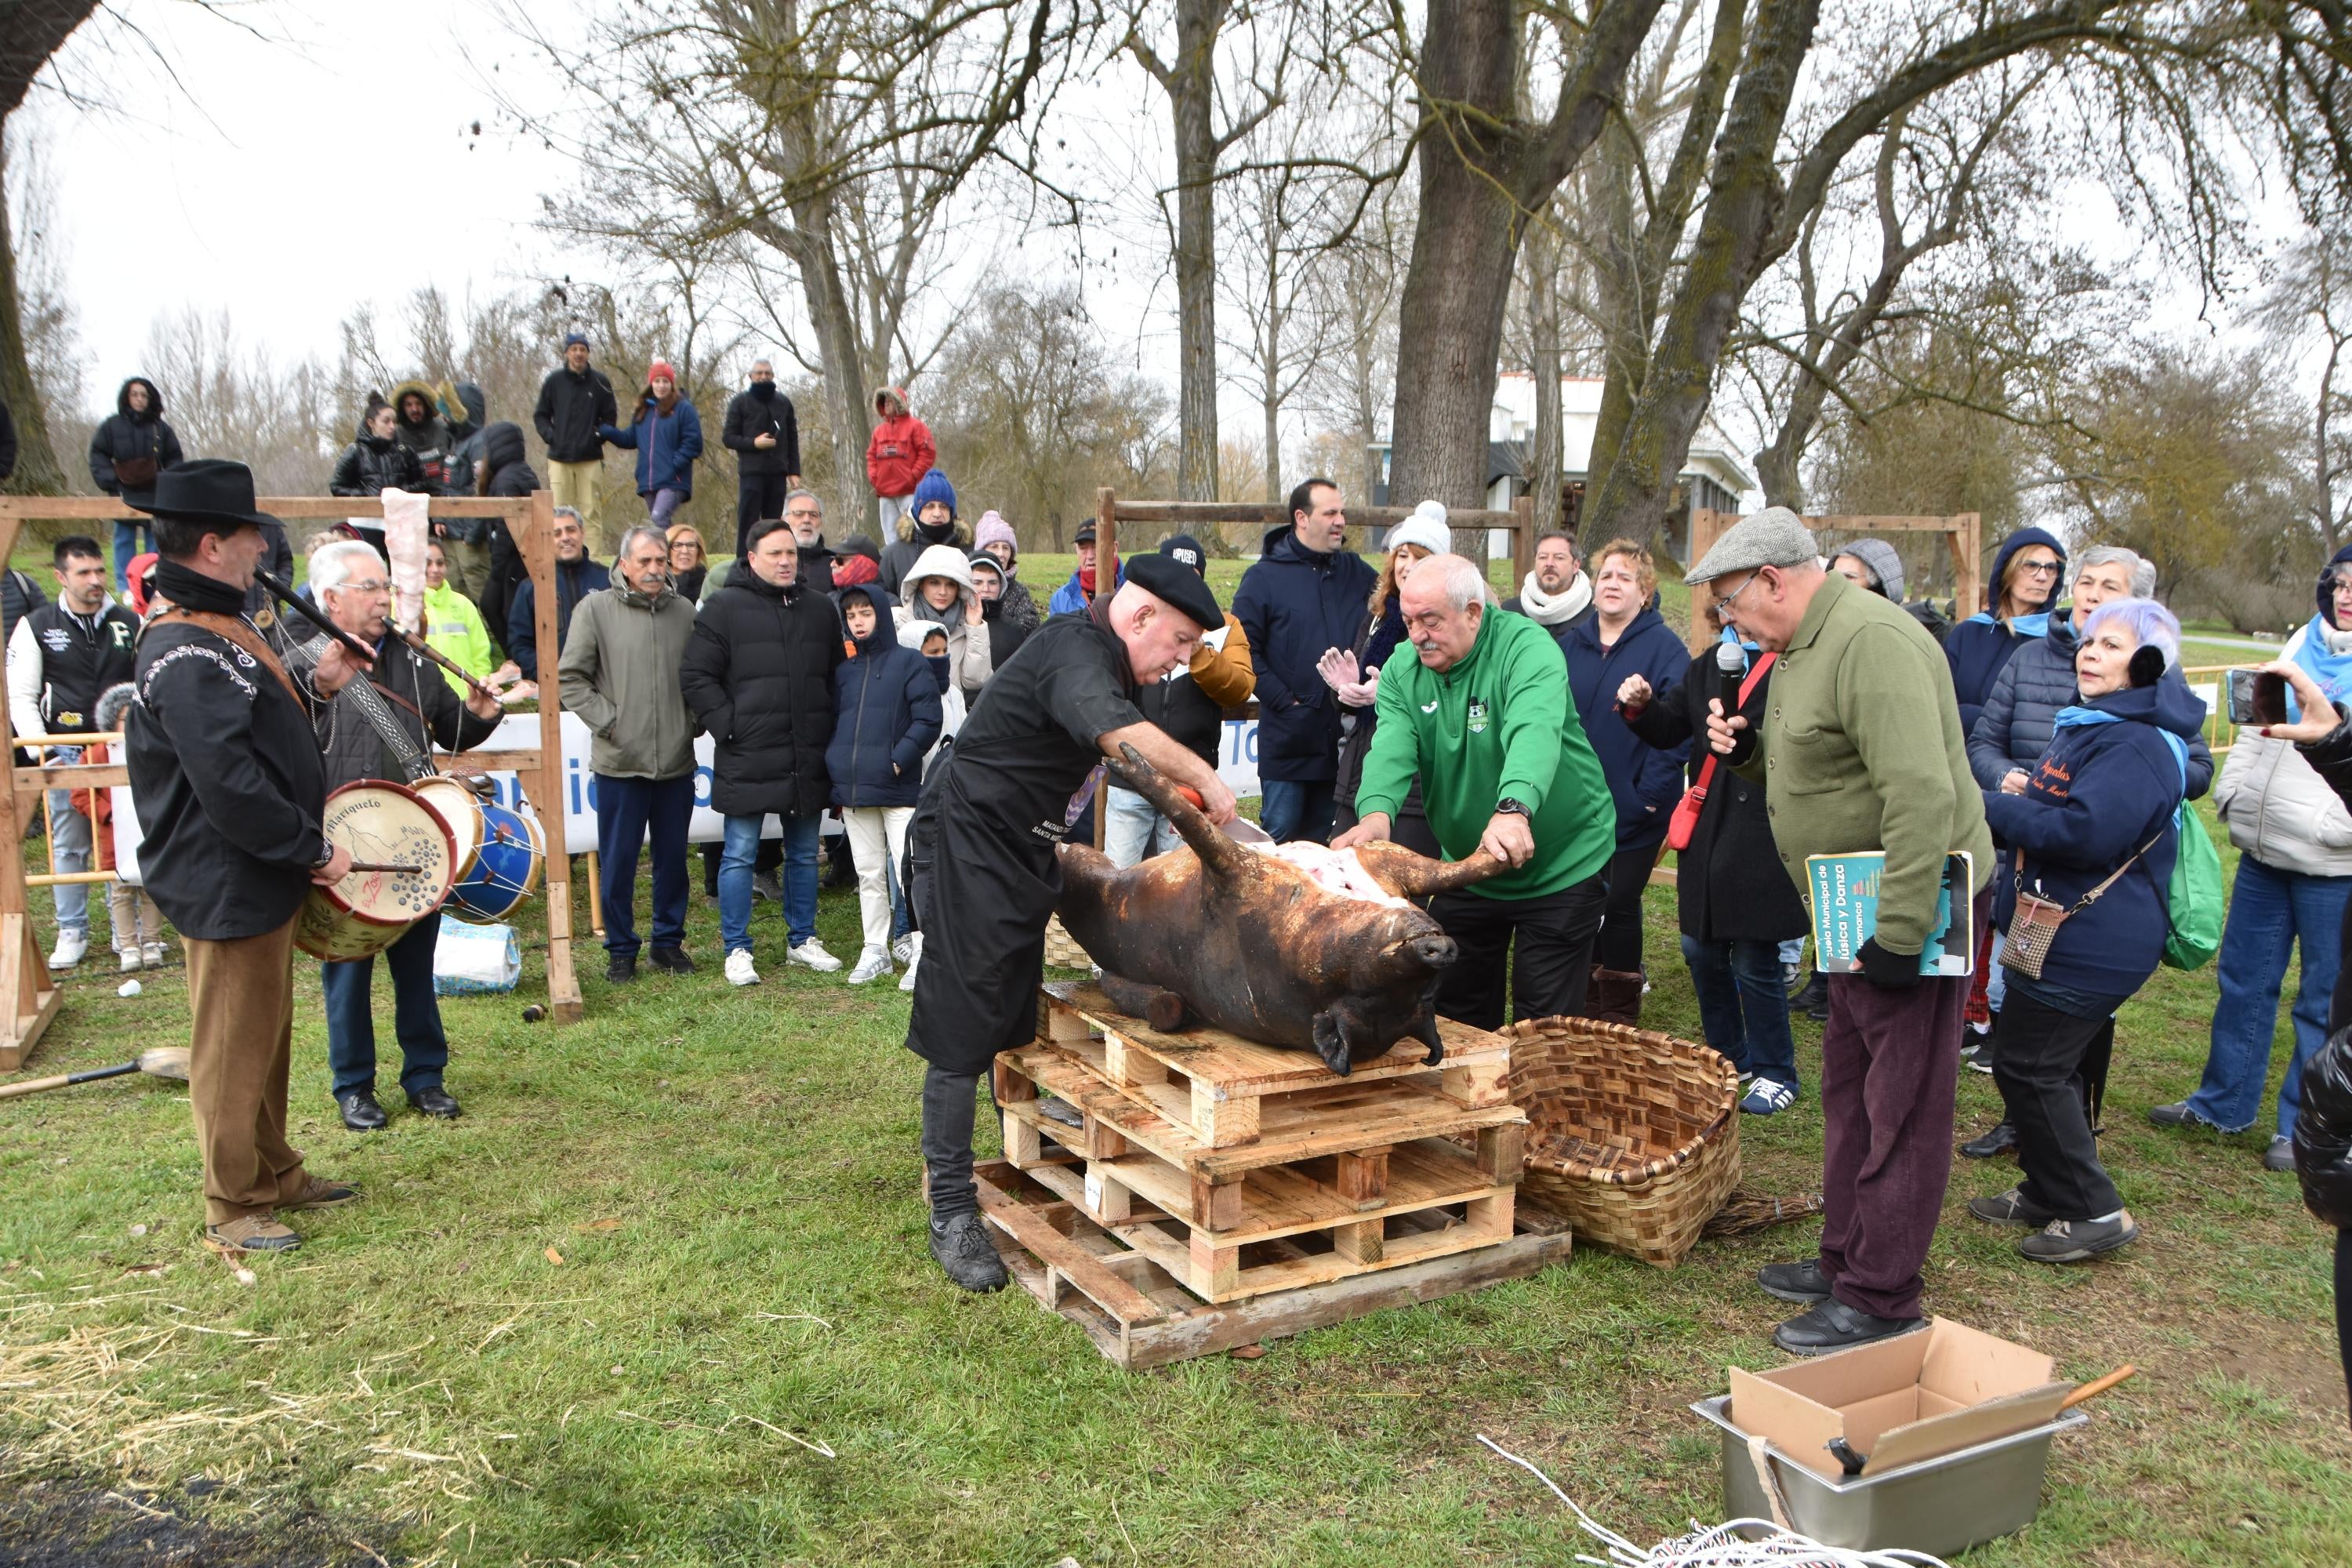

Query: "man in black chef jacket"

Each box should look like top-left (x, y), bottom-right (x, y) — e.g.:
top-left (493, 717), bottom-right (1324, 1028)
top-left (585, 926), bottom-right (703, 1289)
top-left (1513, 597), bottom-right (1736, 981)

top-left (909, 554), bottom-right (1239, 1290)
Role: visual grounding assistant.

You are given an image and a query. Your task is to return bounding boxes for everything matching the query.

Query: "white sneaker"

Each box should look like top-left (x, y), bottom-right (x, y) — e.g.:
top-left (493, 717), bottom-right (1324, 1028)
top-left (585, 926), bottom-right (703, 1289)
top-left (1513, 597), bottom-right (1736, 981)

top-left (141, 942), bottom-right (166, 968)
top-left (891, 933), bottom-right (916, 965)
top-left (47, 930), bottom-right (86, 971)
top-left (898, 933), bottom-right (923, 992)
top-left (724, 948), bottom-right (761, 987)
top-left (846, 946), bottom-right (893, 985)
top-left (118, 948), bottom-right (143, 973)
top-left (787, 938), bottom-right (843, 973)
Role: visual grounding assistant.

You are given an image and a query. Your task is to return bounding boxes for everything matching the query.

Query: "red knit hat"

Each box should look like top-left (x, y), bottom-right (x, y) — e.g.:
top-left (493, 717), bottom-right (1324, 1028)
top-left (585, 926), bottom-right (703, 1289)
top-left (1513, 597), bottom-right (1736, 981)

top-left (648, 360), bottom-right (677, 385)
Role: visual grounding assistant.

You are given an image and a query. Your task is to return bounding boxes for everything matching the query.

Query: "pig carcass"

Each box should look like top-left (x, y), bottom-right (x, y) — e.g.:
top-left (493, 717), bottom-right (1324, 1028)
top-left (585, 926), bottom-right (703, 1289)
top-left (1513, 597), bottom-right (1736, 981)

top-left (1054, 746), bottom-right (1504, 1075)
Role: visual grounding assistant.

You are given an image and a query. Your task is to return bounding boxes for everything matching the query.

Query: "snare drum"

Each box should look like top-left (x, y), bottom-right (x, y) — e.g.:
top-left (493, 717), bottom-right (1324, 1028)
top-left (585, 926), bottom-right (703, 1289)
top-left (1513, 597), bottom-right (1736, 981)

top-left (412, 775), bottom-right (546, 924)
top-left (296, 781), bottom-right (458, 962)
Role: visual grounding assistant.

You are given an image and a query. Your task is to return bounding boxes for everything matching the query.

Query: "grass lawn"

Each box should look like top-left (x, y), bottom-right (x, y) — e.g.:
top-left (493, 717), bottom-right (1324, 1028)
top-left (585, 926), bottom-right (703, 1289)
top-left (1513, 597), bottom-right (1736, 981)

top-left (2, 792), bottom-right (2349, 1566)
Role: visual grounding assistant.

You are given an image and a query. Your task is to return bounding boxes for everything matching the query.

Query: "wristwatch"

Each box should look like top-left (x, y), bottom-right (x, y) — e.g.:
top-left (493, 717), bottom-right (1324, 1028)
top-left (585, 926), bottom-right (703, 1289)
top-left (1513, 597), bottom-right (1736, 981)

top-left (1495, 797), bottom-right (1530, 818)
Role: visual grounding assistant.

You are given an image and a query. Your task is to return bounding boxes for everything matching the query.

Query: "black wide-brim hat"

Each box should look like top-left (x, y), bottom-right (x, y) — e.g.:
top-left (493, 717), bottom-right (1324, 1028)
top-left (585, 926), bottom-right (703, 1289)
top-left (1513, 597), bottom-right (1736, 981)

top-left (124, 459), bottom-right (279, 533)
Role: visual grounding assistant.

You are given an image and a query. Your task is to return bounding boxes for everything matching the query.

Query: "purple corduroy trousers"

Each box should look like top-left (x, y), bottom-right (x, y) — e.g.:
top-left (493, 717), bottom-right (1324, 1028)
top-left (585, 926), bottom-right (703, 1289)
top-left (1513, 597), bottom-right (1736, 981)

top-left (1816, 889), bottom-right (1990, 1320)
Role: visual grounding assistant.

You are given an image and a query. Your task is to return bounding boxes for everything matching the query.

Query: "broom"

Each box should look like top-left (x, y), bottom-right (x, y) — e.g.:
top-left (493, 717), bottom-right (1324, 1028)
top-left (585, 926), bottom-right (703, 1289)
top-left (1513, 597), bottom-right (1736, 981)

top-left (1700, 1189), bottom-right (1827, 1238)
top-left (0, 1047), bottom-right (191, 1100)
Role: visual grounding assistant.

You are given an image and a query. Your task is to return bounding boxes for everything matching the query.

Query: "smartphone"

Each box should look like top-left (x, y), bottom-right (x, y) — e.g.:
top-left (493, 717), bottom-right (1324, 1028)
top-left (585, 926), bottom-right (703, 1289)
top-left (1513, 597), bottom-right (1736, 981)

top-left (2227, 668), bottom-right (2287, 727)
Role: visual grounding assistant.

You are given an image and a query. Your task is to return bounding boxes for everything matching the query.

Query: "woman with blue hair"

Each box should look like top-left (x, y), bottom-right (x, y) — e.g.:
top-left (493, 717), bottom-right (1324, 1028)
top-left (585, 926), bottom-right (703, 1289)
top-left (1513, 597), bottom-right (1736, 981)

top-left (1969, 597), bottom-right (2205, 1263)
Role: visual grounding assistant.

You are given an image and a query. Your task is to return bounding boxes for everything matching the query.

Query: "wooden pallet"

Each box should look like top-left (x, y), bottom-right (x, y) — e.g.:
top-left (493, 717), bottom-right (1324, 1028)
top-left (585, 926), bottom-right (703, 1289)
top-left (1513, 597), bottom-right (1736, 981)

top-left (975, 1160), bottom-right (1573, 1369)
top-left (1037, 980), bottom-right (1512, 1149)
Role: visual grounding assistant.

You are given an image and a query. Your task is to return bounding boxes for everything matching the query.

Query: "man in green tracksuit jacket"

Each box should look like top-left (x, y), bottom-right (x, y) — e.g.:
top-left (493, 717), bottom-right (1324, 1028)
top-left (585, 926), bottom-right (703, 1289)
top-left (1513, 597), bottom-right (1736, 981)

top-left (1690, 507), bottom-right (1993, 1359)
top-left (1336, 554), bottom-right (1617, 1028)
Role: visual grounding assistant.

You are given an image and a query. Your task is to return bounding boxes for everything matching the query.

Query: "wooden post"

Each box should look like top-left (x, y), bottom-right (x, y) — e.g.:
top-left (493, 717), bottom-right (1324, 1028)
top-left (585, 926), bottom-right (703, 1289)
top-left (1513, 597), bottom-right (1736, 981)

top-left (1950, 512), bottom-right (1982, 618)
top-left (515, 488), bottom-right (586, 1020)
top-left (1685, 507), bottom-right (1733, 652)
top-left (1512, 495), bottom-right (1535, 597)
top-left (0, 512), bottom-right (61, 1072)
top-left (1094, 487), bottom-right (1118, 854)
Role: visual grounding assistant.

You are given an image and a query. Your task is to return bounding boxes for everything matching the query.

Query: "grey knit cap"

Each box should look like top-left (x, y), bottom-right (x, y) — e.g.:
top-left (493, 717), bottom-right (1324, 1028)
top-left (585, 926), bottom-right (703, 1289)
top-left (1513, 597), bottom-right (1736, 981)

top-left (1684, 506), bottom-right (1819, 586)
top-left (1837, 538), bottom-right (1905, 601)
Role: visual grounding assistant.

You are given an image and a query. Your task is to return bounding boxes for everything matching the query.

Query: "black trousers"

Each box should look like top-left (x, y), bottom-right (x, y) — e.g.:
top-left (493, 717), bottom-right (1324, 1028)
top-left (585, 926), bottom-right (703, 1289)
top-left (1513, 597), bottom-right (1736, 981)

top-left (700, 834), bottom-right (783, 895)
top-left (1992, 991), bottom-right (2123, 1219)
top-left (735, 473), bottom-right (792, 555)
top-left (1430, 869), bottom-right (1610, 1030)
top-left (921, 1065), bottom-right (1004, 1221)
top-left (1593, 840), bottom-right (1656, 972)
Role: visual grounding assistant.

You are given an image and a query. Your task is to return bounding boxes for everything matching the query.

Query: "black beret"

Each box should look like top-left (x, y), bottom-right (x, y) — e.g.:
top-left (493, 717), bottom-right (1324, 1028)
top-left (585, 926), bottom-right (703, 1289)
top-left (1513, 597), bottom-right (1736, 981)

top-left (1124, 551), bottom-right (1221, 631)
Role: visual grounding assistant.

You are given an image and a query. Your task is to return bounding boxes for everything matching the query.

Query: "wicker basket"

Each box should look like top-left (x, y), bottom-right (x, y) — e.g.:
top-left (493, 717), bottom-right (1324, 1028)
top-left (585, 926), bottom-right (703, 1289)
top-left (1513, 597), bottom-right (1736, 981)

top-left (1501, 1015), bottom-right (1740, 1268)
top-left (1042, 915), bottom-right (1092, 972)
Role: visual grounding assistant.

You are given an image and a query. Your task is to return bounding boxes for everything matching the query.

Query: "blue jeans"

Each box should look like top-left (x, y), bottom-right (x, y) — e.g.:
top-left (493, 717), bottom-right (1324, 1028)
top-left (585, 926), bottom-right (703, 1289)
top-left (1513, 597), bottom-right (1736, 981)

top-left (1681, 935), bottom-right (1799, 1090)
top-left (595, 772), bottom-right (694, 957)
top-left (720, 811), bottom-right (819, 952)
top-left (2187, 856), bottom-right (2352, 1136)
top-left (1103, 785), bottom-right (1180, 867)
top-left (1258, 779), bottom-right (1336, 846)
top-left (321, 916), bottom-right (446, 1099)
top-left (113, 520), bottom-right (148, 593)
top-left (44, 773), bottom-right (90, 934)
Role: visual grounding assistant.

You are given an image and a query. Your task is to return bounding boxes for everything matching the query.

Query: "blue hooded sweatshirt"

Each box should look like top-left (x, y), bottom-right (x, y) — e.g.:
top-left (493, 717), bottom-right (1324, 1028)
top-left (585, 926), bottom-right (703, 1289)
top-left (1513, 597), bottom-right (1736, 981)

top-left (1230, 523), bottom-right (1379, 782)
top-left (1944, 526), bottom-right (2066, 737)
top-left (1979, 674), bottom-right (2205, 1004)
top-left (826, 584), bottom-right (942, 809)
top-left (1561, 602), bottom-right (1691, 849)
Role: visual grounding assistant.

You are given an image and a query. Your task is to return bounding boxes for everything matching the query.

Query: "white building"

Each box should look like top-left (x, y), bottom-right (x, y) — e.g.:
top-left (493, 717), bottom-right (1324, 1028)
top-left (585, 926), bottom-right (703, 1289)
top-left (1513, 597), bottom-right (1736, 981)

top-left (1373, 373), bottom-right (1759, 561)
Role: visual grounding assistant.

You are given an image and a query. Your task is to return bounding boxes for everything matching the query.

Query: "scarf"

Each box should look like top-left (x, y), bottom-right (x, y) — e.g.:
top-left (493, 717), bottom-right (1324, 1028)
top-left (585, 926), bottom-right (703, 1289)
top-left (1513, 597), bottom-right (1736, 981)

top-left (2289, 612), bottom-right (2352, 720)
top-left (832, 554), bottom-right (878, 589)
top-left (910, 582), bottom-right (962, 627)
top-left (914, 516), bottom-right (957, 545)
top-left (1079, 553), bottom-right (1119, 599)
top-left (1516, 568), bottom-right (1592, 627)
top-left (155, 557), bottom-right (249, 617)
top-left (925, 653), bottom-right (952, 694)
top-left (1961, 609), bottom-right (2053, 637)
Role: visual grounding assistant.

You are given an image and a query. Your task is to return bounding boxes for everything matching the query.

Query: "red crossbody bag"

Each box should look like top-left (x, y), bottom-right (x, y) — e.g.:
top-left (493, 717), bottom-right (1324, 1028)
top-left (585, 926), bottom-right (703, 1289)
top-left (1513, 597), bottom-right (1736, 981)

top-left (1664, 652), bottom-right (1776, 853)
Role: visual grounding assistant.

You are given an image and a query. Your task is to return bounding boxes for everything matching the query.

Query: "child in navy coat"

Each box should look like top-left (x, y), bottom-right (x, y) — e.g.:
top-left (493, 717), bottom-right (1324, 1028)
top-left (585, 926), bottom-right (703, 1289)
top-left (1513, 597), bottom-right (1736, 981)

top-left (829, 584), bottom-right (942, 985)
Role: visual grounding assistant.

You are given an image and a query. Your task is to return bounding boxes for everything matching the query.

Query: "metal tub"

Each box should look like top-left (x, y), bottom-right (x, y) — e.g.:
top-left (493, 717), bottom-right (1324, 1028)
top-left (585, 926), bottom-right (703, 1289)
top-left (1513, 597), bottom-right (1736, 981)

top-left (1690, 1395), bottom-right (2086, 1557)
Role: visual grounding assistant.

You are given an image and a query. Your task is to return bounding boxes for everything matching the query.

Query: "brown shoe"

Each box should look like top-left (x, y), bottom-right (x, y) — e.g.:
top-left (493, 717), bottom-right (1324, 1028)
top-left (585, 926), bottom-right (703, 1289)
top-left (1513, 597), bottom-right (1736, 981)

top-left (205, 1214), bottom-right (301, 1253)
top-left (1588, 967), bottom-right (1646, 1026)
top-left (279, 1175), bottom-right (360, 1210)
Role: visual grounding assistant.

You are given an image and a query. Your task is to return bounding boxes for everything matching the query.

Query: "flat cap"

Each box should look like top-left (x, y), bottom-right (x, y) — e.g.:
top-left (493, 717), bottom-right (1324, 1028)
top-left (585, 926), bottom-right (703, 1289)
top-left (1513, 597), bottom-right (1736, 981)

top-left (1124, 551), bottom-right (1221, 632)
top-left (1685, 506), bottom-right (1819, 586)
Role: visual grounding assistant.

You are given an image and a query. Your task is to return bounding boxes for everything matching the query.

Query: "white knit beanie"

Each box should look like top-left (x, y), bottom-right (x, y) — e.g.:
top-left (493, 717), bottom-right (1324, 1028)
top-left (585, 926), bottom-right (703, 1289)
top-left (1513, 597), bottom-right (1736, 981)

top-left (1384, 500), bottom-right (1453, 560)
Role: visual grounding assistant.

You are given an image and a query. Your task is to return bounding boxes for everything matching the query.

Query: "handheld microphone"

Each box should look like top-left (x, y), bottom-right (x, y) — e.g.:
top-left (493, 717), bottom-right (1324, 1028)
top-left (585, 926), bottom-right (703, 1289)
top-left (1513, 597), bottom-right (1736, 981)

top-left (1715, 637), bottom-right (1746, 720)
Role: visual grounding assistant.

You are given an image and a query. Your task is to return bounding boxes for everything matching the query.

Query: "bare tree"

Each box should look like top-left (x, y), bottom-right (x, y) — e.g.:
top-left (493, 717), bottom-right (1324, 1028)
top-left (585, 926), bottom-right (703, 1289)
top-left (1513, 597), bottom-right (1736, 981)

top-left (0, 1), bottom-right (102, 492)
top-left (1301, 144), bottom-right (1411, 503)
top-left (2253, 231), bottom-right (2352, 553)
top-left (1218, 152), bottom-right (1329, 502)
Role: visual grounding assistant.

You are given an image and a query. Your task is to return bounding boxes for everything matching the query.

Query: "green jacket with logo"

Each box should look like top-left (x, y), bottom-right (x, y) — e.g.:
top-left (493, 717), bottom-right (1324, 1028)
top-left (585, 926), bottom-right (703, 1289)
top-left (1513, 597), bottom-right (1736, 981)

top-left (1732, 570), bottom-right (1994, 953)
top-left (1355, 604), bottom-right (1615, 900)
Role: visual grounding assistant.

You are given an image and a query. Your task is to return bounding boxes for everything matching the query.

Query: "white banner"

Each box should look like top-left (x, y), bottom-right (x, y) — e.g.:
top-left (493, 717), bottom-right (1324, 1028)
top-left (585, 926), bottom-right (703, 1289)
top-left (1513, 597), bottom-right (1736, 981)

top-left (110, 709), bottom-right (1267, 879)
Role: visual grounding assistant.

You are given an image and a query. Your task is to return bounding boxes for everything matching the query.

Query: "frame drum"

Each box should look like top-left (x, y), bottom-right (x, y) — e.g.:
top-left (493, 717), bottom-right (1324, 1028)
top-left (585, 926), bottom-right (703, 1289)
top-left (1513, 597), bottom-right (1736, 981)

top-left (412, 775), bottom-right (547, 924)
top-left (295, 780), bottom-right (457, 962)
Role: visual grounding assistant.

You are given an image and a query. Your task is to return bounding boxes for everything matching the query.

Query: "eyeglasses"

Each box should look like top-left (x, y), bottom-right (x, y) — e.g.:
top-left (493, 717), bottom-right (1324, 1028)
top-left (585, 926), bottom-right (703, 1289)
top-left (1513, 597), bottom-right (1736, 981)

top-left (2015, 558), bottom-right (2061, 577)
top-left (1715, 570), bottom-right (1766, 612)
top-left (339, 579), bottom-right (389, 595)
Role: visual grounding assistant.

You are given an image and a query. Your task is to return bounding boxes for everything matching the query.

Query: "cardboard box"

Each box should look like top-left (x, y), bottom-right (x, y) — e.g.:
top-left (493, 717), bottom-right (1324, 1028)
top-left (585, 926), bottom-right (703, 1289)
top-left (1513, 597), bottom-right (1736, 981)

top-left (1728, 1317), bottom-right (2074, 1480)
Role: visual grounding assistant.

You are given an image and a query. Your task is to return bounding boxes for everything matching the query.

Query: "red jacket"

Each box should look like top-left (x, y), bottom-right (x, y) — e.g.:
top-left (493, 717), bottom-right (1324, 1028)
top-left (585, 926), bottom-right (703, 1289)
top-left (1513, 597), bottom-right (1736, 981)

top-left (866, 403), bottom-right (935, 498)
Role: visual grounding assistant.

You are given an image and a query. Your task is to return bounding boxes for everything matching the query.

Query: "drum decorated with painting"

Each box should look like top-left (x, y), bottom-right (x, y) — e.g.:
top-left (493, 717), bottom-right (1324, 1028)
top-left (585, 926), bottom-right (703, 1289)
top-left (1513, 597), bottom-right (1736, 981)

top-left (412, 775), bottom-right (546, 924)
top-left (295, 780), bottom-right (456, 962)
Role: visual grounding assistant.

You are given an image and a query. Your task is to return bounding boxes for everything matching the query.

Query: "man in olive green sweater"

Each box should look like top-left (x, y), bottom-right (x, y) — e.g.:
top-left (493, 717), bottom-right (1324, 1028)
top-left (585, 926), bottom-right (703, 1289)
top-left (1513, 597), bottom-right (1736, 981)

top-left (1335, 554), bottom-right (1617, 1027)
top-left (1692, 509), bottom-right (1993, 1356)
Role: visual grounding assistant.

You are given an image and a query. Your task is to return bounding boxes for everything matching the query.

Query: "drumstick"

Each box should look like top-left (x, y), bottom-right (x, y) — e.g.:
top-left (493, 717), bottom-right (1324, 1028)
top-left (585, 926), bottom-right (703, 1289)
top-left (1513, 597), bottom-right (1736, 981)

top-left (347, 861), bottom-right (431, 874)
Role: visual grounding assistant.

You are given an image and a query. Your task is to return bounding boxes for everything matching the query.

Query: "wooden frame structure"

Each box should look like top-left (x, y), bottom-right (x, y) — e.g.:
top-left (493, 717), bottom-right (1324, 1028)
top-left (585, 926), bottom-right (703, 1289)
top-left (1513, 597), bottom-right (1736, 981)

top-left (1089, 489), bottom-right (1541, 592)
top-left (1683, 510), bottom-right (1981, 652)
top-left (0, 491), bottom-right (582, 1072)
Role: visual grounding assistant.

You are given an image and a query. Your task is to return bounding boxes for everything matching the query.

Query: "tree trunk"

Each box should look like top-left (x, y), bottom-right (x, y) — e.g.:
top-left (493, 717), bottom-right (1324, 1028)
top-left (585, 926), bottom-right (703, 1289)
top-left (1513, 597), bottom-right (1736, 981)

top-left (1385, 0), bottom-right (1524, 510)
top-left (0, 0), bottom-right (104, 496)
top-left (1581, 0), bottom-right (1824, 546)
top-left (781, 191), bottom-right (878, 534)
top-left (1167, 0), bottom-right (1225, 503)
top-left (0, 138), bottom-right (64, 494)
top-left (1526, 221), bottom-right (1564, 537)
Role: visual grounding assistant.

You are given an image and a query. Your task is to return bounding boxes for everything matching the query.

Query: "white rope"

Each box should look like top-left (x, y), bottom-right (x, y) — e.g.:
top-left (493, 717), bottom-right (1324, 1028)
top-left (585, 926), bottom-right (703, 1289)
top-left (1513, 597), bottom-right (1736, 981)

top-left (1475, 1435), bottom-right (1952, 1568)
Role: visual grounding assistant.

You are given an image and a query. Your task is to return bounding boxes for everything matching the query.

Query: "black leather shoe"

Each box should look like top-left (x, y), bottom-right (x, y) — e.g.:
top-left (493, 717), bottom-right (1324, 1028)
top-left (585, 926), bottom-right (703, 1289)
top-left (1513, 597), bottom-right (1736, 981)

top-left (648, 946), bottom-right (695, 975)
top-left (929, 1212), bottom-right (1008, 1293)
top-left (1960, 1120), bottom-right (2019, 1159)
top-left (1772, 1298), bottom-right (1924, 1356)
top-left (606, 952), bottom-right (637, 984)
top-left (1757, 1257), bottom-right (1832, 1305)
top-left (336, 1090), bottom-right (387, 1131)
top-left (408, 1086), bottom-right (462, 1120)
top-left (1793, 970), bottom-right (1830, 1020)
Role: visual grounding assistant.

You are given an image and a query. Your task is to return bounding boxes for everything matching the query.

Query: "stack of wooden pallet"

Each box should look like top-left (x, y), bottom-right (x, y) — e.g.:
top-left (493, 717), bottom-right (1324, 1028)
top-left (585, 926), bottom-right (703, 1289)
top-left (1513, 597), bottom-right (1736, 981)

top-left (975, 981), bottom-right (1573, 1368)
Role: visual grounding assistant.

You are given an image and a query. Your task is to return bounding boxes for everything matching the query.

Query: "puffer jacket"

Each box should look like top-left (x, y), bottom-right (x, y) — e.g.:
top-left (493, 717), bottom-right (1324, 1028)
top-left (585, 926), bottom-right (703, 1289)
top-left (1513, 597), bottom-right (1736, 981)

top-left (535, 362), bottom-right (619, 463)
top-left (2294, 708), bottom-right (2352, 1227)
top-left (1969, 615), bottom-right (2216, 800)
top-left (600, 393), bottom-right (704, 499)
top-left (2215, 620), bottom-right (2352, 877)
top-left (827, 585), bottom-right (942, 809)
top-left (1944, 526), bottom-right (2066, 736)
top-left (1231, 523), bottom-right (1378, 783)
top-left (330, 420), bottom-right (427, 497)
top-left (87, 378), bottom-right (183, 499)
top-left (865, 386), bottom-right (935, 498)
top-left (473, 421), bottom-right (541, 637)
top-left (678, 558), bottom-right (842, 816)
top-left (390, 378), bottom-right (452, 491)
top-left (879, 510), bottom-right (967, 598)
top-left (891, 543), bottom-right (993, 699)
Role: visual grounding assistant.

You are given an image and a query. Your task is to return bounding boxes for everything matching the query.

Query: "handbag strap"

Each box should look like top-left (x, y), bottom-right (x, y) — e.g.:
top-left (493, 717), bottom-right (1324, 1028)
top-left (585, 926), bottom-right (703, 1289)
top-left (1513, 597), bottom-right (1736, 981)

top-left (2029, 827), bottom-right (2165, 916)
top-left (1683, 652), bottom-right (1777, 797)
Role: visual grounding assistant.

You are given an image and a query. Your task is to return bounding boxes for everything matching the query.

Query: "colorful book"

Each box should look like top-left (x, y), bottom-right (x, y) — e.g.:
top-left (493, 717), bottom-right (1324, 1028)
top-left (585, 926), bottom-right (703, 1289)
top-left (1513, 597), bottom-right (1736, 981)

top-left (1806, 851), bottom-right (1974, 978)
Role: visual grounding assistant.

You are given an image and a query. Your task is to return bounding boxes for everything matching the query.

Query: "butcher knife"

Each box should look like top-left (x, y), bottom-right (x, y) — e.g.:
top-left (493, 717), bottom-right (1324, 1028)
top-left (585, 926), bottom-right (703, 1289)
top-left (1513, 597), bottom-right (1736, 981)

top-left (1176, 786), bottom-right (1276, 844)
